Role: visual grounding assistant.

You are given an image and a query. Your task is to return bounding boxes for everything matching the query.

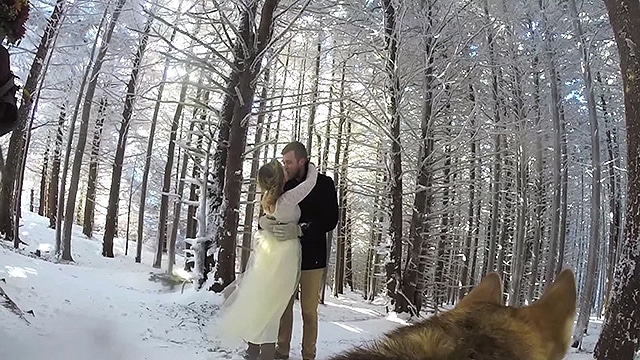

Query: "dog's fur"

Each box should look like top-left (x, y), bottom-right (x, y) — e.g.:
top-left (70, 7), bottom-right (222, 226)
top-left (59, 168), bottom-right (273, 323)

top-left (330, 269), bottom-right (576, 360)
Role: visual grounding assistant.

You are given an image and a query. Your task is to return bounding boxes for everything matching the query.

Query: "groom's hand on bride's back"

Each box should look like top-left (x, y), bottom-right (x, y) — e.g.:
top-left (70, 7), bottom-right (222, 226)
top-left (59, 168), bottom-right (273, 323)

top-left (272, 222), bottom-right (302, 241)
top-left (258, 215), bottom-right (302, 241)
top-left (259, 215), bottom-right (278, 233)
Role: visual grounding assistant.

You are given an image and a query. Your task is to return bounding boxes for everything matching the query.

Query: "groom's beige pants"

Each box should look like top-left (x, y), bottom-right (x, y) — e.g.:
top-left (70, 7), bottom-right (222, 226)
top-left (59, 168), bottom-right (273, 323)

top-left (276, 268), bottom-right (324, 360)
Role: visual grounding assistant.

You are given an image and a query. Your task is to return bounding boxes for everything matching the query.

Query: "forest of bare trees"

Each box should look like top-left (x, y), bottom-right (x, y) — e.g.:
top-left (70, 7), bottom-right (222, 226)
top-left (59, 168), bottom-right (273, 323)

top-left (1, 0), bottom-right (639, 356)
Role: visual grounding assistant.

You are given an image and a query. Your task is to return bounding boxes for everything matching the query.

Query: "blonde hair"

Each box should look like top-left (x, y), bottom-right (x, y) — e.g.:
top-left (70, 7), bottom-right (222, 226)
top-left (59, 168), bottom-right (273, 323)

top-left (258, 159), bottom-right (285, 214)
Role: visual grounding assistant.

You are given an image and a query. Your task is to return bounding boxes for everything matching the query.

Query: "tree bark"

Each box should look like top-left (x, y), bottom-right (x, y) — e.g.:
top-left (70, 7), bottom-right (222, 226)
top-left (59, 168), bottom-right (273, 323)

top-left (594, 1), bottom-right (640, 358)
top-left (460, 84), bottom-right (477, 297)
top-left (240, 69), bottom-right (270, 272)
top-left (103, 15), bottom-right (152, 258)
top-left (568, 0), bottom-right (602, 346)
top-left (60, 0), bottom-right (126, 261)
top-left (540, 0), bottom-right (563, 288)
top-left (136, 24), bottom-right (178, 264)
top-left (401, 0), bottom-right (434, 314)
top-left (82, 98), bottom-right (106, 238)
top-left (597, 71), bottom-right (623, 310)
top-left (48, 107), bottom-right (65, 229)
top-left (0, 0), bottom-right (65, 240)
top-left (153, 75), bottom-right (189, 268)
top-left (212, 0), bottom-right (280, 292)
top-left (381, 0), bottom-right (404, 312)
top-left (483, 0), bottom-right (502, 274)
top-left (55, 4), bottom-right (108, 256)
top-left (38, 136), bottom-right (50, 217)
top-left (306, 34), bottom-right (322, 154)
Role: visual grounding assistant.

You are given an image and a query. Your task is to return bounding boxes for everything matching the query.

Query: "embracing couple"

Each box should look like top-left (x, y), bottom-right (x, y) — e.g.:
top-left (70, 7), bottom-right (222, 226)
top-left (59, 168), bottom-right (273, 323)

top-left (217, 142), bottom-right (339, 360)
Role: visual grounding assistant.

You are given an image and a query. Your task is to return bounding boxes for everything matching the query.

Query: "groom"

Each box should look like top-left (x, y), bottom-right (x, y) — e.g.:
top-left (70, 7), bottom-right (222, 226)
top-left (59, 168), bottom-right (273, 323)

top-left (260, 141), bottom-right (339, 360)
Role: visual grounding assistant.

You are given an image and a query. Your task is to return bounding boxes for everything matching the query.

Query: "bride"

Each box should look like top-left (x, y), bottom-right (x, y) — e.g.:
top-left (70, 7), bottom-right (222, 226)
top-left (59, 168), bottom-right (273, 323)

top-left (216, 159), bottom-right (318, 360)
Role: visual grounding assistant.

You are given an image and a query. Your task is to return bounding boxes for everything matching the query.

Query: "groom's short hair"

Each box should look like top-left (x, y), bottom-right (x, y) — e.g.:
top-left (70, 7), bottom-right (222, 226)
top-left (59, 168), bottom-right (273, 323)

top-left (282, 141), bottom-right (308, 161)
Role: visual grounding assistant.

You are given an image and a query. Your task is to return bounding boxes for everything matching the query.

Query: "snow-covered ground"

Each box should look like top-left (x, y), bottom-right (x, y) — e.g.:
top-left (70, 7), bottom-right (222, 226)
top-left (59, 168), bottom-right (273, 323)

top-left (0, 212), bottom-right (598, 359)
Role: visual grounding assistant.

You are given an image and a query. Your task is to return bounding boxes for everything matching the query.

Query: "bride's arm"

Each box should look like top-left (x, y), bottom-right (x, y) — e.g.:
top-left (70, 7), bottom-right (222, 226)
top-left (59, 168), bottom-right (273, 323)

top-left (278, 163), bottom-right (318, 206)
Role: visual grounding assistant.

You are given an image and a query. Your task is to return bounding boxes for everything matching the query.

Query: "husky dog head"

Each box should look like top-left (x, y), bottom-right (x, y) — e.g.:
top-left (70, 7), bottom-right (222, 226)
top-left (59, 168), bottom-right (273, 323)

top-left (331, 269), bottom-right (576, 360)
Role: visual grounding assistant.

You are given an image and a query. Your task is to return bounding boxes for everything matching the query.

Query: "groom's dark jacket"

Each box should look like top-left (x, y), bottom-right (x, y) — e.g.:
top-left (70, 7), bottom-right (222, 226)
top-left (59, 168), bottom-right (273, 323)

top-left (284, 167), bottom-right (339, 270)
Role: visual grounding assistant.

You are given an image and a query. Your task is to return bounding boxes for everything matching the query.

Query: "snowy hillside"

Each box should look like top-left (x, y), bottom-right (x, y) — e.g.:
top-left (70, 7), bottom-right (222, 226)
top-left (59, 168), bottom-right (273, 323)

top-left (0, 212), bottom-right (598, 359)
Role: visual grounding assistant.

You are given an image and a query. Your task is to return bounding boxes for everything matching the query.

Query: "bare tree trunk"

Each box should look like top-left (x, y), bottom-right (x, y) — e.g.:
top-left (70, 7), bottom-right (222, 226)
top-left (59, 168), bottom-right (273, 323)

top-left (103, 15), bottom-right (152, 258)
top-left (595, 1), bottom-right (640, 357)
top-left (125, 165), bottom-right (135, 256)
top-left (186, 89), bottom-right (208, 243)
top-left (597, 71), bottom-right (623, 310)
top-left (55, 3), bottom-right (108, 254)
top-left (39, 136), bottom-right (50, 217)
top-left (167, 114), bottom-right (200, 275)
top-left (214, 0), bottom-right (280, 292)
top-left (136, 25), bottom-right (178, 264)
top-left (291, 48), bottom-right (308, 142)
top-left (60, 0), bottom-right (126, 261)
top-left (270, 43), bottom-right (291, 160)
top-left (153, 74), bottom-right (189, 268)
top-left (306, 34), bottom-right (321, 154)
top-left (320, 57), bottom-right (335, 174)
top-left (318, 57), bottom-right (338, 304)
top-left (381, 0), bottom-right (404, 312)
top-left (332, 78), bottom-right (346, 297)
top-left (460, 84), bottom-right (477, 297)
top-left (569, 0), bottom-right (602, 347)
top-left (82, 98), bottom-right (106, 238)
top-left (345, 197), bottom-right (353, 291)
top-left (48, 107), bottom-right (65, 229)
top-left (402, 0), bottom-right (434, 314)
top-left (0, 0), bottom-right (65, 240)
top-left (182, 74), bottom-right (209, 270)
top-left (557, 82), bottom-right (569, 272)
top-left (539, 0), bottom-right (563, 288)
top-left (339, 119), bottom-right (353, 292)
top-left (483, 0), bottom-right (502, 274)
top-left (240, 69), bottom-right (270, 272)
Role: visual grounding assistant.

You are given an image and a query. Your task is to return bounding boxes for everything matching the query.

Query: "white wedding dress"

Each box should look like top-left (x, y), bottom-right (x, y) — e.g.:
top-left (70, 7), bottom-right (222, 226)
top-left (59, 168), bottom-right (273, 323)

top-left (216, 164), bottom-right (318, 346)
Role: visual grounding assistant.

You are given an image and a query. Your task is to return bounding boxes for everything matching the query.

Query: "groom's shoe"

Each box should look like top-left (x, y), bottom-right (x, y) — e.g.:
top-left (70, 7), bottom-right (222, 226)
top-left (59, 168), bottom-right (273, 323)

top-left (244, 343), bottom-right (260, 360)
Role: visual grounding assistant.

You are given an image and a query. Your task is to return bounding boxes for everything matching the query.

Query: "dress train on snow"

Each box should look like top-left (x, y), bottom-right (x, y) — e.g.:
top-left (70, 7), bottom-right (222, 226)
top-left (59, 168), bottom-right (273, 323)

top-left (215, 229), bottom-right (301, 346)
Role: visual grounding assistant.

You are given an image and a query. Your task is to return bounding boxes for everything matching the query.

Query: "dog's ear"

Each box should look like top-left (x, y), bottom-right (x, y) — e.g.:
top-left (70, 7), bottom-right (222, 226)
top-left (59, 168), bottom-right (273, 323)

top-left (457, 272), bottom-right (503, 308)
top-left (528, 268), bottom-right (576, 321)
top-left (519, 268), bottom-right (576, 359)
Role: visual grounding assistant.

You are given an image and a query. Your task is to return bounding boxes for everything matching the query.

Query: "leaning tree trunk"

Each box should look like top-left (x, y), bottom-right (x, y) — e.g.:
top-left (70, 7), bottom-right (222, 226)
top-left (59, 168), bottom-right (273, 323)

top-left (569, 0), bottom-right (602, 347)
top-left (0, 0), bottom-right (65, 240)
top-left (60, 0), bottom-right (126, 261)
top-left (212, 0), bottom-right (280, 293)
top-left (594, 1), bottom-right (640, 358)
top-left (381, 0), bottom-right (404, 312)
top-left (103, 15), bottom-right (152, 258)
top-left (82, 98), bottom-right (106, 238)
top-left (55, 4), bottom-right (108, 253)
